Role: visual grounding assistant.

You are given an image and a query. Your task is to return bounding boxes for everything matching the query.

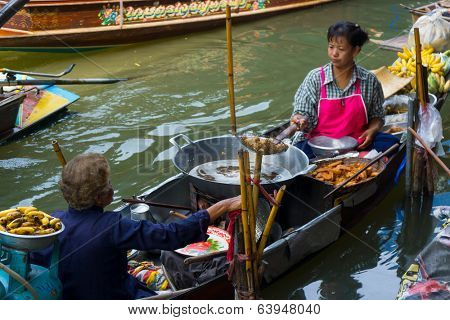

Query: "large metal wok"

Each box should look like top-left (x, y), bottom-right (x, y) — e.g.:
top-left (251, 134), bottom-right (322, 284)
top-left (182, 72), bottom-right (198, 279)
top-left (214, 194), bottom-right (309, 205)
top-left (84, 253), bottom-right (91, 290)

top-left (169, 134), bottom-right (309, 199)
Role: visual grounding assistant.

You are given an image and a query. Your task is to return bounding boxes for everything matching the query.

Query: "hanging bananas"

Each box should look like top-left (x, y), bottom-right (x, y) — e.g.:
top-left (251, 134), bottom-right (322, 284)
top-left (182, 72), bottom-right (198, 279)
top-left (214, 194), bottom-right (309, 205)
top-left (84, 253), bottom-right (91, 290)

top-left (0, 206), bottom-right (63, 236)
top-left (387, 45), bottom-right (450, 94)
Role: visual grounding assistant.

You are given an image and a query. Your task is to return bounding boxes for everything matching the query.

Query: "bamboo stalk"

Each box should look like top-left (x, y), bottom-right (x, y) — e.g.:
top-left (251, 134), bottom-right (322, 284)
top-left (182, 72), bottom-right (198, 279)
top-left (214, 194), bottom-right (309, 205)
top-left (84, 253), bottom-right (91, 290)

top-left (252, 152), bottom-right (263, 219)
top-left (257, 185), bottom-right (286, 264)
top-left (237, 150), bottom-right (253, 295)
top-left (52, 139), bottom-right (67, 167)
top-left (408, 127), bottom-right (450, 176)
top-left (243, 151), bottom-right (258, 293)
top-left (226, 5), bottom-right (237, 135)
top-left (414, 28), bottom-right (427, 109)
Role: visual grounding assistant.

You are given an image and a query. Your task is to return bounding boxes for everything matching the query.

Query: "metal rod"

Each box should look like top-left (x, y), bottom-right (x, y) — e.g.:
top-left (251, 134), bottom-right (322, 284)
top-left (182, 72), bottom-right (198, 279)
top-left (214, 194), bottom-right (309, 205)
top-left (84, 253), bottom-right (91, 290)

top-left (0, 78), bottom-right (126, 86)
top-left (324, 143), bottom-right (400, 199)
top-left (122, 198), bottom-right (191, 211)
top-left (0, 64), bottom-right (75, 78)
top-left (226, 5), bottom-right (237, 135)
top-left (408, 127), bottom-right (450, 176)
top-left (52, 140), bottom-right (67, 167)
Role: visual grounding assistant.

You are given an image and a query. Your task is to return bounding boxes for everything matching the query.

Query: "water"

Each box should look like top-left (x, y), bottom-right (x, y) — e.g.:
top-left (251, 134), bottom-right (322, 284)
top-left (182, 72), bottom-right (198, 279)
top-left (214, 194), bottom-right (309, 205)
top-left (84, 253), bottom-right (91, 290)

top-left (0, 0), bottom-right (449, 299)
top-left (189, 159), bottom-right (292, 184)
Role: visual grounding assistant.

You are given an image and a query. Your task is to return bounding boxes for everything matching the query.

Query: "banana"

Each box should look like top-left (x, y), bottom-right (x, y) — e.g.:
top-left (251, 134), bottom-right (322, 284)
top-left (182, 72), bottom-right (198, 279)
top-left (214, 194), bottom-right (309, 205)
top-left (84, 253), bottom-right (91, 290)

top-left (397, 52), bottom-right (409, 60)
top-left (17, 206), bottom-right (37, 214)
top-left (6, 211), bottom-right (22, 221)
top-left (0, 208), bottom-right (18, 217)
top-left (22, 222), bottom-right (38, 228)
top-left (25, 211), bottom-right (45, 219)
top-left (40, 216), bottom-right (49, 226)
top-left (0, 225), bottom-right (6, 232)
top-left (34, 228), bottom-right (55, 235)
top-left (444, 79), bottom-right (450, 92)
top-left (54, 222), bottom-right (62, 231)
top-left (49, 218), bottom-right (61, 228)
top-left (9, 227), bottom-right (35, 235)
top-left (432, 60), bottom-right (445, 70)
top-left (7, 217), bottom-right (24, 230)
top-left (403, 46), bottom-right (412, 59)
top-left (0, 217), bottom-right (8, 225)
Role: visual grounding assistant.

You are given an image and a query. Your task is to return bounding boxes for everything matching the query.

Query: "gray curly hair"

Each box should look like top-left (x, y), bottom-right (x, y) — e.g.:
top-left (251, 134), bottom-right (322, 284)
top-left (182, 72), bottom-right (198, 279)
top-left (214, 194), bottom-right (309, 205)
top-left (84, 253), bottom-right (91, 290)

top-left (59, 153), bottom-right (111, 210)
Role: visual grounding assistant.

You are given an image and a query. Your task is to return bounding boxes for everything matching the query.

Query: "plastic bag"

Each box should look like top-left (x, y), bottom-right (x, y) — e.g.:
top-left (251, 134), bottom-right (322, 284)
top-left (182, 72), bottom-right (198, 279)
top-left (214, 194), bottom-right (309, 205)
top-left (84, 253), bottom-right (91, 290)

top-left (416, 102), bottom-right (444, 154)
top-left (408, 10), bottom-right (450, 52)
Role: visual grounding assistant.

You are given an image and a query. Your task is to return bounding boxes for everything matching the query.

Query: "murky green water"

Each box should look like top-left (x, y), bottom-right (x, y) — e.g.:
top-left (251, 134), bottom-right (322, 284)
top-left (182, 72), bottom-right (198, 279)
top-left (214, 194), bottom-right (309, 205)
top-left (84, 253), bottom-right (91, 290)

top-left (0, 0), bottom-right (448, 299)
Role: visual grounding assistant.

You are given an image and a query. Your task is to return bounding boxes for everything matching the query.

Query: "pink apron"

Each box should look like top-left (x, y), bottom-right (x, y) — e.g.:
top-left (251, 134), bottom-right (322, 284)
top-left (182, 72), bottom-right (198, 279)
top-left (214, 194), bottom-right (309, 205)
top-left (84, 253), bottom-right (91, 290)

top-left (309, 67), bottom-right (368, 144)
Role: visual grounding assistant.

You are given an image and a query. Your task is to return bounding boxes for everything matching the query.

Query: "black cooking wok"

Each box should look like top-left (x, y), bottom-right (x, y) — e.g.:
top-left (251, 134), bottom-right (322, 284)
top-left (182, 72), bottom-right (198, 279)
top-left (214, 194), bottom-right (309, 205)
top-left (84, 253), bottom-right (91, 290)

top-left (169, 134), bottom-right (310, 199)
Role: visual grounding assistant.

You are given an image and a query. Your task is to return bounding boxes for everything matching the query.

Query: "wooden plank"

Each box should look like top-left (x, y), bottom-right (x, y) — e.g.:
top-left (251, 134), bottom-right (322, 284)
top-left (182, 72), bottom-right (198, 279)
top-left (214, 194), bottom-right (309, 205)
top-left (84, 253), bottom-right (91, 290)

top-left (371, 34), bottom-right (408, 52)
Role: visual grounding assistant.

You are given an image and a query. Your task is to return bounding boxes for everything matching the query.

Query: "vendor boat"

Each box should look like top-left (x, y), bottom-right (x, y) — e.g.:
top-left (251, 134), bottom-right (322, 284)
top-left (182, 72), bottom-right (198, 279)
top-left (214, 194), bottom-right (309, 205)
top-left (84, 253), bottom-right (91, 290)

top-left (0, 0), bottom-right (339, 51)
top-left (115, 122), bottom-right (407, 300)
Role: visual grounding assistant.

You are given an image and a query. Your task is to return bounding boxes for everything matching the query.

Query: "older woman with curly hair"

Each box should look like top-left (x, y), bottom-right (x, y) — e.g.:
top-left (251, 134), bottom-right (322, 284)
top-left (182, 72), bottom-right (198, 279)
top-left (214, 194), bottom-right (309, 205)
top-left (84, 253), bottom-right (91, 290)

top-left (33, 153), bottom-right (240, 299)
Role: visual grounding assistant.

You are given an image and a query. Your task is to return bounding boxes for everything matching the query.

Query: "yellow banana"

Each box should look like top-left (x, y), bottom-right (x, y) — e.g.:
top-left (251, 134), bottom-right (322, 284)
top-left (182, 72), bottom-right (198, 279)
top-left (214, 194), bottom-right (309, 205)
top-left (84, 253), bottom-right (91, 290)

top-left (0, 217), bottom-right (7, 225)
top-left (34, 228), bottom-right (55, 235)
top-left (25, 211), bottom-right (45, 219)
top-left (6, 211), bottom-right (22, 221)
top-left (444, 79), bottom-right (450, 92)
top-left (411, 77), bottom-right (417, 90)
top-left (49, 218), bottom-right (61, 228)
top-left (54, 222), bottom-right (62, 231)
top-left (17, 206), bottom-right (37, 214)
top-left (397, 52), bottom-right (409, 60)
top-left (7, 217), bottom-right (24, 230)
top-left (9, 227), bottom-right (35, 235)
top-left (432, 60), bottom-right (445, 70)
top-left (41, 216), bottom-right (49, 226)
top-left (403, 46), bottom-right (413, 59)
top-left (0, 209), bottom-right (18, 218)
top-left (22, 222), bottom-right (38, 228)
top-left (0, 225), bottom-right (6, 232)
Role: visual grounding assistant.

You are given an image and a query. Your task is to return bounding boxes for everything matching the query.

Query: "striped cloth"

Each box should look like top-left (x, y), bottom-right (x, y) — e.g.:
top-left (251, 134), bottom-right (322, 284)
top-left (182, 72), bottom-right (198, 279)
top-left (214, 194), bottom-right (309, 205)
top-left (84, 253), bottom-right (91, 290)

top-left (292, 63), bottom-right (385, 142)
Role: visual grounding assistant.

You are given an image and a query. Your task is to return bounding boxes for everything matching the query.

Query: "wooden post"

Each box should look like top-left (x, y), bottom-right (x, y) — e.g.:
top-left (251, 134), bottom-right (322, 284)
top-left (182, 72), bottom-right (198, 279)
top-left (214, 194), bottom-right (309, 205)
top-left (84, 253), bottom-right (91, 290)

top-left (414, 28), bottom-right (427, 109)
top-left (119, 0), bottom-right (124, 29)
top-left (52, 140), bottom-right (66, 167)
top-left (405, 98), bottom-right (414, 195)
top-left (226, 5), bottom-right (237, 135)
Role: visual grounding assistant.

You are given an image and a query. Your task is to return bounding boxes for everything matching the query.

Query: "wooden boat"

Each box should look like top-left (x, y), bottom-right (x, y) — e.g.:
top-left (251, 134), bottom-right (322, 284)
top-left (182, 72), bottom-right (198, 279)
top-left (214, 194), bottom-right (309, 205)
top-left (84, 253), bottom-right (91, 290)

top-left (0, 73), bottom-right (79, 144)
top-left (0, 0), bottom-right (339, 51)
top-left (115, 123), bottom-right (407, 300)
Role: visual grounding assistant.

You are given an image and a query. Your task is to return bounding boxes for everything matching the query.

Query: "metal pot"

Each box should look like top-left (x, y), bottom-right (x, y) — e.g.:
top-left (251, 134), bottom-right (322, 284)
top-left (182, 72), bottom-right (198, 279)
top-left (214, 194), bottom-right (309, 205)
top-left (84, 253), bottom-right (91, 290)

top-left (307, 136), bottom-right (358, 158)
top-left (169, 134), bottom-right (310, 199)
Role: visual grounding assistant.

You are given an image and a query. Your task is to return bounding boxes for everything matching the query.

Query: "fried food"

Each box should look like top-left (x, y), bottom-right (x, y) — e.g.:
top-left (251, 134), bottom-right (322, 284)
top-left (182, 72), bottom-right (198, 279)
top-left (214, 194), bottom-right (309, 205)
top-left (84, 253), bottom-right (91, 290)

top-left (0, 206), bottom-right (62, 236)
top-left (311, 160), bottom-right (379, 186)
top-left (384, 126), bottom-right (405, 134)
top-left (241, 136), bottom-right (288, 154)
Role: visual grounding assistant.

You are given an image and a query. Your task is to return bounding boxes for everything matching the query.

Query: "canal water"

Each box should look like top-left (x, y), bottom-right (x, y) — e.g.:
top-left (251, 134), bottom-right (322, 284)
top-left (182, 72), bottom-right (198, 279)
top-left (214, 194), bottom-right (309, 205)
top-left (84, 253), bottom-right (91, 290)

top-left (0, 0), bottom-right (448, 299)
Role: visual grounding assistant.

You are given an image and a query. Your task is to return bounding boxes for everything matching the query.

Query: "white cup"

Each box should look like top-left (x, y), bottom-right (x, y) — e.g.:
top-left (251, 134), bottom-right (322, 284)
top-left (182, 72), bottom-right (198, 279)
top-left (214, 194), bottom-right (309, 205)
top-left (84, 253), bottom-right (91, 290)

top-left (130, 203), bottom-right (150, 221)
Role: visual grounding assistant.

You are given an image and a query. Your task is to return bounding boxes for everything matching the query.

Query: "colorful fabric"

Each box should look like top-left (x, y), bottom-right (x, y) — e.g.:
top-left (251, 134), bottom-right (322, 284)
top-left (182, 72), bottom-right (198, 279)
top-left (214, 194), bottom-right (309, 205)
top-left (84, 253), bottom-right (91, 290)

top-left (292, 63), bottom-right (385, 142)
top-left (128, 261), bottom-right (170, 292)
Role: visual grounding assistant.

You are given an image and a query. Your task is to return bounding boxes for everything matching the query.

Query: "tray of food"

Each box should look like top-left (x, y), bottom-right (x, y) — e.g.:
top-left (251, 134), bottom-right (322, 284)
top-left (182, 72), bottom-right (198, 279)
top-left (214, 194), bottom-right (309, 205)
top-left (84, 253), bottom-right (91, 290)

top-left (175, 226), bottom-right (230, 257)
top-left (308, 158), bottom-right (386, 189)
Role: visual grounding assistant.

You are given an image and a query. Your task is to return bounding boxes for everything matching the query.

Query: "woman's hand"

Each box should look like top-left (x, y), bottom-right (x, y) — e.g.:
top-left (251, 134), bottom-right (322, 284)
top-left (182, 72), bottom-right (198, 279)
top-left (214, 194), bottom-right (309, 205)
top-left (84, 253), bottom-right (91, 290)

top-left (290, 114), bottom-right (308, 131)
top-left (357, 127), bottom-right (378, 150)
top-left (206, 196), bottom-right (241, 222)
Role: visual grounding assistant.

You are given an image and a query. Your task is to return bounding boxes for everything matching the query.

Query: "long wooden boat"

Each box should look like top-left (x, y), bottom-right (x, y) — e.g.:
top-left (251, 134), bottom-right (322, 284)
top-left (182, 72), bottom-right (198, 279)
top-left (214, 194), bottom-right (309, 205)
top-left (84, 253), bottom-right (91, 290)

top-left (0, 74), bottom-right (79, 144)
top-left (0, 0), bottom-right (338, 51)
top-left (115, 122), bottom-right (407, 300)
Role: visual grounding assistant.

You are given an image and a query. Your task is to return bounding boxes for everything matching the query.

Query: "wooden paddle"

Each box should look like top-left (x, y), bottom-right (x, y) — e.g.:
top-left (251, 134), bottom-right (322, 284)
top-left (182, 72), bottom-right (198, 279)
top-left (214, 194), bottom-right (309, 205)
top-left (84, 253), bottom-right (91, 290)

top-left (323, 143), bottom-right (400, 199)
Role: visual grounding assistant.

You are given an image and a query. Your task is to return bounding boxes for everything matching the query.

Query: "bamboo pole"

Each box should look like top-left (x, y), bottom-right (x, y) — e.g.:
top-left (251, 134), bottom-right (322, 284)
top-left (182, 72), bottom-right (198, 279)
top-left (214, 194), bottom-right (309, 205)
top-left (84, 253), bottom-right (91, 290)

top-left (52, 140), bottom-right (66, 167)
top-left (405, 98), bottom-right (414, 195)
top-left (257, 185), bottom-right (286, 264)
top-left (237, 150), bottom-right (253, 295)
top-left (226, 5), bottom-right (237, 135)
top-left (252, 152), bottom-right (263, 219)
top-left (408, 127), bottom-right (450, 176)
top-left (414, 28), bottom-right (427, 109)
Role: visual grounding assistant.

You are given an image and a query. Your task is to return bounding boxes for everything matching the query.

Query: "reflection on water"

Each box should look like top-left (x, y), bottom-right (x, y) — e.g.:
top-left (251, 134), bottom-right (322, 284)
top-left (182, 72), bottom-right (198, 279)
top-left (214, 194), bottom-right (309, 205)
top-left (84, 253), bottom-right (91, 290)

top-left (0, 0), bottom-right (448, 299)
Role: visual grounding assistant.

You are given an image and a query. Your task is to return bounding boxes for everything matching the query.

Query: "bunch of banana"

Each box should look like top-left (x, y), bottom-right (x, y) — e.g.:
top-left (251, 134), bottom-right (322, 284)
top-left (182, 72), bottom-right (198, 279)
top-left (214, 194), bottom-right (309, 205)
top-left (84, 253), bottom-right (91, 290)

top-left (388, 45), bottom-right (450, 93)
top-left (0, 206), bottom-right (62, 236)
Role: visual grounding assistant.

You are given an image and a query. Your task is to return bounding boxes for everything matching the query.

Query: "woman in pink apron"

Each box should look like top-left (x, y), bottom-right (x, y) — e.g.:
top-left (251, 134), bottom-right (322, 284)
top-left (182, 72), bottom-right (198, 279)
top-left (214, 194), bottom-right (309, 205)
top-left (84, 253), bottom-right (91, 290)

top-left (290, 21), bottom-right (398, 158)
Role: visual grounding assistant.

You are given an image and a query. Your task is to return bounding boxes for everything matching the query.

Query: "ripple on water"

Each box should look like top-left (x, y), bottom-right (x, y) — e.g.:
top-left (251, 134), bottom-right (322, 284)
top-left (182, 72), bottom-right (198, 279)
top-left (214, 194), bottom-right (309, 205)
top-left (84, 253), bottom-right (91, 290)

top-left (0, 158), bottom-right (46, 170)
top-left (113, 138), bottom-right (155, 162)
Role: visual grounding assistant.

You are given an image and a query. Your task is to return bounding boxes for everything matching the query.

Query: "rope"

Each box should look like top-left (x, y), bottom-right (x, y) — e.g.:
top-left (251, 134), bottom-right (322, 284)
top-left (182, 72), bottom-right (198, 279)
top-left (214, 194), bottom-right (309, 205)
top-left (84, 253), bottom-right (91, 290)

top-left (0, 262), bottom-right (39, 300)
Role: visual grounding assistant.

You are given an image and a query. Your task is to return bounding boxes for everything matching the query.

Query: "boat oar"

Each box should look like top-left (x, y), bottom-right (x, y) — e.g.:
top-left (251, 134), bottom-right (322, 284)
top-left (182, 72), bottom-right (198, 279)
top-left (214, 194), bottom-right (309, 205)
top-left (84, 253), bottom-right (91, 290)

top-left (226, 5), bottom-right (237, 135)
top-left (323, 143), bottom-right (400, 199)
top-left (0, 78), bottom-right (126, 86)
top-left (408, 127), bottom-right (450, 177)
top-left (0, 64), bottom-right (75, 78)
top-left (52, 140), bottom-right (67, 167)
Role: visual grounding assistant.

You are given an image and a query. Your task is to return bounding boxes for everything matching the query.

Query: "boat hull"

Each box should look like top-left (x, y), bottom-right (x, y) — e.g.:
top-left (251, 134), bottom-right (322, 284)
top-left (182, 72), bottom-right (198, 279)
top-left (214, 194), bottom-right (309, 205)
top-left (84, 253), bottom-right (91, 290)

top-left (0, 0), bottom-right (339, 49)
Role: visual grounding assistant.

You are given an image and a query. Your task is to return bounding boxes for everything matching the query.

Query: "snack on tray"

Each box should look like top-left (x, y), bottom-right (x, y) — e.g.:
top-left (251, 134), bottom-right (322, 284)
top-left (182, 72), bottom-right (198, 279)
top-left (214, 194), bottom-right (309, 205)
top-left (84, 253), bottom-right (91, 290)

top-left (0, 206), bottom-right (62, 235)
top-left (310, 160), bottom-right (379, 187)
top-left (241, 136), bottom-right (288, 154)
top-left (384, 125), bottom-right (405, 134)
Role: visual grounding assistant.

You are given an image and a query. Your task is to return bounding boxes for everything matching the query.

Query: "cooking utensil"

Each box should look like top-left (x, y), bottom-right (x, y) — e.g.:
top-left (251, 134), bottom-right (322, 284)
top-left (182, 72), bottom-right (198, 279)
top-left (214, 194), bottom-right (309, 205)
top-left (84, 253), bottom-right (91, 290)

top-left (308, 136), bottom-right (358, 158)
top-left (323, 143), bottom-right (400, 199)
top-left (122, 198), bottom-right (191, 211)
top-left (169, 134), bottom-right (309, 199)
